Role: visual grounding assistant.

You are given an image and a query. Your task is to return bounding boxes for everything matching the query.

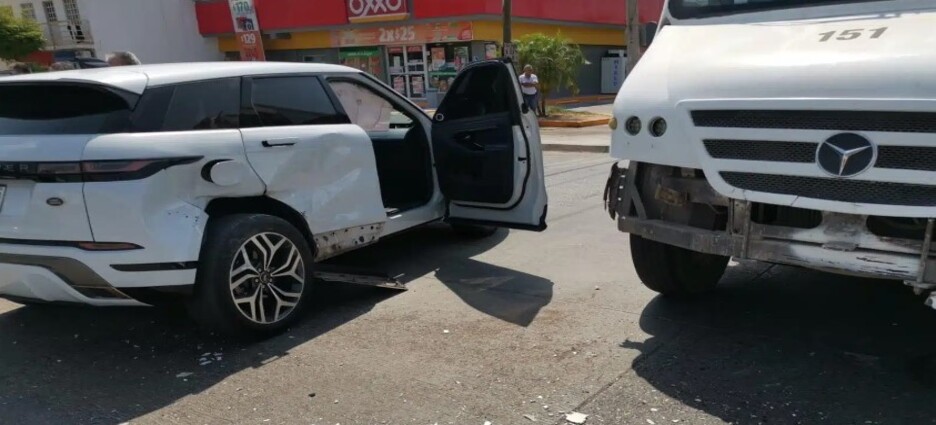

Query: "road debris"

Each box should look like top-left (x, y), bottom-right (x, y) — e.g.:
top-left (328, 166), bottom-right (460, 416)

top-left (566, 412), bottom-right (588, 424)
top-left (443, 330), bottom-right (450, 334)
top-left (483, 422), bottom-right (492, 425)
top-left (175, 372), bottom-right (193, 378)
top-left (647, 420), bottom-right (655, 425)
top-left (524, 414), bottom-right (537, 422)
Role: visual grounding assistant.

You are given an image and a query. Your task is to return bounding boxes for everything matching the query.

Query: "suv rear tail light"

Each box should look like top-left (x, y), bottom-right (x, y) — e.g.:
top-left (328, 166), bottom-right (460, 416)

top-left (0, 157), bottom-right (201, 183)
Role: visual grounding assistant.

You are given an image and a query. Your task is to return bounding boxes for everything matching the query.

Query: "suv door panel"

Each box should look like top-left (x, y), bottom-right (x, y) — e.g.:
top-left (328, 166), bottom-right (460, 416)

top-left (431, 60), bottom-right (548, 230)
top-left (240, 75), bottom-right (387, 260)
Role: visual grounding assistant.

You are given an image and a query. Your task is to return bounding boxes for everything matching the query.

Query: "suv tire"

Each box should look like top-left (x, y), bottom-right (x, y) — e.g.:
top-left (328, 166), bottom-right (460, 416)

top-left (190, 214), bottom-right (314, 337)
top-left (630, 235), bottom-right (728, 296)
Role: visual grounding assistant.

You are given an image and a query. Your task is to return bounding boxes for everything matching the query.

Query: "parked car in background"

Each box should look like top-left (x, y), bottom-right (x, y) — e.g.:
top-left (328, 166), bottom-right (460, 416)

top-left (71, 57), bottom-right (109, 69)
top-left (0, 61), bottom-right (547, 337)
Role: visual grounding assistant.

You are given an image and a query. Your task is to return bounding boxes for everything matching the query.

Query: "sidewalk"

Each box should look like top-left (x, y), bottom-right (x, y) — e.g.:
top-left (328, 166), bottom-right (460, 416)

top-left (540, 125), bottom-right (611, 153)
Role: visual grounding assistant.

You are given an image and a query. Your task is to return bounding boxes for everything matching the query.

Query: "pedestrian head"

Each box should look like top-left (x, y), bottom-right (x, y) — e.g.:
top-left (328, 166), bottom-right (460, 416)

top-left (106, 51), bottom-right (141, 67)
top-left (50, 61), bottom-right (76, 71)
top-left (523, 64), bottom-right (533, 76)
top-left (10, 63), bottom-right (32, 75)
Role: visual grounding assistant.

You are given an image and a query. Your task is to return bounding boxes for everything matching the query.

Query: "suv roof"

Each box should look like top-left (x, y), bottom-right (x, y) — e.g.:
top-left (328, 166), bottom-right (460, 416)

top-left (0, 62), bottom-right (359, 94)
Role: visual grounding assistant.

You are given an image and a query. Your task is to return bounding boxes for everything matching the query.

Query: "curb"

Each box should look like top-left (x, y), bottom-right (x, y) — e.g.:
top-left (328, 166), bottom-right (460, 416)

top-left (542, 144), bottom-right (609, 153)
top-left (539, 117), bottom-right (610, 128)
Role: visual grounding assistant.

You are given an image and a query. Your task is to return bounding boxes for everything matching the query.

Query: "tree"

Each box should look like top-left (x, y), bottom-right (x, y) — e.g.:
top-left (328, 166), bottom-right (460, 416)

top-left (0, 9), bottom-right (45, 61)
top-left (515, 32), bottom-right (590, 117)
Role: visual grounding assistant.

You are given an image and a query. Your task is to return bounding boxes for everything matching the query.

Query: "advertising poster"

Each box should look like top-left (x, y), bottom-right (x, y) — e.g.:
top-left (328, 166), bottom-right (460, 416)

top-left (392, 76), bottom-right (406, 94)
top-left (332, 22), bottom-right (473, 47)
top-left (411, 75), bottom-right (425, 97)
top-left (228, 0), bottom-right (265, 61)
top-left (431, 47), bottom-right (446, 71)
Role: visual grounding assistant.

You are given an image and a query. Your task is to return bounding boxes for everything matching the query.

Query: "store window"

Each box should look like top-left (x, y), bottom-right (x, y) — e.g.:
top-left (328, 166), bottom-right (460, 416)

top-left (387, 45), bottom-right (426, 99)
top-left (338, 47), bottom-right (384, 79)
top-left (63, 0), bottom-right (80, 22)
top-left (20, 3), bottom-right (36, 21)
top-left (41, 1), bottom-right (56, 21)
top-left (427, 43), bottom-right (471, 95)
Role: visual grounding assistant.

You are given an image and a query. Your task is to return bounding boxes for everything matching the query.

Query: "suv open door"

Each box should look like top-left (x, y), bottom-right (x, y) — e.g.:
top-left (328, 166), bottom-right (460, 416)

top-left (431, 60), bottom-right (548, 231)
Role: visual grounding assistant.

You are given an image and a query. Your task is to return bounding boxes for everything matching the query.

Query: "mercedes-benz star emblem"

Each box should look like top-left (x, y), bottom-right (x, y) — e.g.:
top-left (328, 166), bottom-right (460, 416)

top-left (816, 133), bottom-right (876, 177)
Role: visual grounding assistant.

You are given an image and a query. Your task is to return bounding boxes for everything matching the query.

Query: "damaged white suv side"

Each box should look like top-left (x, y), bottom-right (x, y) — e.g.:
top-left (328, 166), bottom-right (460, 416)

top-left (0, 61), bottom-right (547, 336)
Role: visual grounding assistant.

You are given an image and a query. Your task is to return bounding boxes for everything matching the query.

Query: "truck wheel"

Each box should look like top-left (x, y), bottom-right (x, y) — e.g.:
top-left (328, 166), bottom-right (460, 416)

top-left (189, 214), bottom-right (314, 338)
top-left (630, 235), bottom-right (729, 296)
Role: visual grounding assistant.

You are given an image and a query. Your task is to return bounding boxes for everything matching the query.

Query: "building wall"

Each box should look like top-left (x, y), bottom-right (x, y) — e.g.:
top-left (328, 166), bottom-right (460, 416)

top-left (0, 0), bottom-right (220, 63)
top-left (76, 0), bottom-right (221, 63)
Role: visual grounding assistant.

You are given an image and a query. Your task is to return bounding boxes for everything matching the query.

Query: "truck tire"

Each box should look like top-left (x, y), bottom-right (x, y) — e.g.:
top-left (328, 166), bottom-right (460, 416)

top-left (630, 235), bottom-right (729, 296)
top-left (189, 214), bottom-right (315, 338)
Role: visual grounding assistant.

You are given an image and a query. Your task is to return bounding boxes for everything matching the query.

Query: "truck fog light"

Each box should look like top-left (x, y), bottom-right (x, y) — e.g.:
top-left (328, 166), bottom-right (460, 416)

top-left (649, 118), bottom-right (667, 137)
top-left (625, 117), bottom-right (642, 135)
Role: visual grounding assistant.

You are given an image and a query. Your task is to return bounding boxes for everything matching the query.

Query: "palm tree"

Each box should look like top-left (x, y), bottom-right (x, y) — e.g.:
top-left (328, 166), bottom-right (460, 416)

top-left (515, 32), bottom-right (590, 117)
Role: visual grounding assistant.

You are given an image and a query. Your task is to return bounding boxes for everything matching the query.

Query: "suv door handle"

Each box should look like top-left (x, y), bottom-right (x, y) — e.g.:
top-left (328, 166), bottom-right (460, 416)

top-left (456, 133), bottom-right (484, 151)
top-left (261, 138), bottom-right (298, 148)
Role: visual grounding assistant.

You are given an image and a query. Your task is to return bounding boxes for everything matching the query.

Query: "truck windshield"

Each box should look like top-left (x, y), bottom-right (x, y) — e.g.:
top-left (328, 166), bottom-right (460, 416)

top-left (669, 0), bottom-right (889, 19)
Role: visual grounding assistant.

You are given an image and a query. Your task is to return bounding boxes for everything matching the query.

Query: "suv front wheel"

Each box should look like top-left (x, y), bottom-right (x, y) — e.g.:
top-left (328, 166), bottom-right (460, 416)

top-left (190, 214), bottom-right (314, 337)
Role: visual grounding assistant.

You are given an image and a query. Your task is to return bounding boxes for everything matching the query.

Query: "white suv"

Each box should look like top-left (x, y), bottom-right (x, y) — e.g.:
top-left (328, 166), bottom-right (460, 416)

top-left (0, 61), bottom-right (547, 336)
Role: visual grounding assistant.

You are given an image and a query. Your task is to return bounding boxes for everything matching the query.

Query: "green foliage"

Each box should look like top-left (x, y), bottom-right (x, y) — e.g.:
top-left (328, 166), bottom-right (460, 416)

top-left (515, 32), bottom-right (590, 115)
top-left (0, 10), bottom-right (45, 60)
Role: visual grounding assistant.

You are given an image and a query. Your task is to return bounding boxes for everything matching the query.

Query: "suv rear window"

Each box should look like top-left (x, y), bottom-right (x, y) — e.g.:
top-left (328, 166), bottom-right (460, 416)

top-left (0, 84), bottom-right (136, 135)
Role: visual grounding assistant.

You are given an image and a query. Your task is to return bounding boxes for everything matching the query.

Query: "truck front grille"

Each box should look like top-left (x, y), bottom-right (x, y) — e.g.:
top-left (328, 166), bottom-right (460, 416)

top-left (703, 139), bottom-right (815, 163)
top-left (720, 172), bottom-right (936, 207)
top-left (704, 140), bottom-right (936, 172)
top-left (692, 110), bottom-right (936, 133)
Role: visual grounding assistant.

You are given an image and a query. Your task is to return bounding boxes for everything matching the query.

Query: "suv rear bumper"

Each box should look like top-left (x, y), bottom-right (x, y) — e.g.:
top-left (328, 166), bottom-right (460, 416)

top-left (0, 244), bottom-right (197, 306)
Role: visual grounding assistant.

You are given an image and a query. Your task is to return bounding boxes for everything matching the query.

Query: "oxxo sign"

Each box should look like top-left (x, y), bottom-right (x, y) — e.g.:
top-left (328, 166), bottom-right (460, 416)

top-left (347, 0), bottom-right (409, 23)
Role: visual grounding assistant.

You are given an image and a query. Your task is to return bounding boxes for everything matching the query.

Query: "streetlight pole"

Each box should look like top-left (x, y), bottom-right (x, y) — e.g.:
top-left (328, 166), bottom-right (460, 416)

top-left (503, 0), bottom-right (512, 58)
top-left (626, 0), bottom-right (640, 74)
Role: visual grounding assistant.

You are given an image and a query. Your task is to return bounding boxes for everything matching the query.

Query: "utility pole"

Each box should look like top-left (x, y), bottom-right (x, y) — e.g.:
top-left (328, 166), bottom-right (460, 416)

top-left (626, 0), bottom-right (640, 74)
top-left (502, 0), bottom-right (513, 59)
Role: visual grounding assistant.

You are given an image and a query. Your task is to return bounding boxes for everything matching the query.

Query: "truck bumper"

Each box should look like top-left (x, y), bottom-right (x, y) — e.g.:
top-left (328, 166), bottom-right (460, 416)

top-left (606, 163), bottom-right (936, 287)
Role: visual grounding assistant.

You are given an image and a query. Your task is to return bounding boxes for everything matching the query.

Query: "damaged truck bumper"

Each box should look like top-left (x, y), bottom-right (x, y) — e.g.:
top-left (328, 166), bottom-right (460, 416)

top-left (605, 163), bottom-right (936, 307)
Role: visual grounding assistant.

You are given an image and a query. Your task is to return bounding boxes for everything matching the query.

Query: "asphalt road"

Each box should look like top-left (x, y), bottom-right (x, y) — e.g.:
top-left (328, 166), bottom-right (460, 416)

top-left (2, 152), bottom-right (936, 425)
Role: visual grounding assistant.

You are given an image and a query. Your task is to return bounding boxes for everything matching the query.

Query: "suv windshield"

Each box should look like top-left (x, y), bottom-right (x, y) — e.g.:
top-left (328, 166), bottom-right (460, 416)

top-left (0, 84), bottom-right (137, 135)
top-left (669, 0), bottom-right (888, 19)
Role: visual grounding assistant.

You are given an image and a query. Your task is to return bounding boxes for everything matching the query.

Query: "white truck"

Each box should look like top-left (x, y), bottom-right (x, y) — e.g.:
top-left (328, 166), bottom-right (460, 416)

top-left (606, 0), bottom-right (936, 308)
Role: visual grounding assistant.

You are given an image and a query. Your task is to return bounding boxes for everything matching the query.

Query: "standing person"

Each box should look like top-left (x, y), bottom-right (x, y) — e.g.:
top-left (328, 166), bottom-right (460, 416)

top-left (519, 64), bottom-right (540, 116)
top-left (106, 51), bottom-right (141, 67)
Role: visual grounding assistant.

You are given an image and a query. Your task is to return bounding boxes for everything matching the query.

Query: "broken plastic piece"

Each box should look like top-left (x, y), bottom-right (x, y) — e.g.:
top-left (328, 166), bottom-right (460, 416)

top-left (566, 412), bottom-right (588, 424)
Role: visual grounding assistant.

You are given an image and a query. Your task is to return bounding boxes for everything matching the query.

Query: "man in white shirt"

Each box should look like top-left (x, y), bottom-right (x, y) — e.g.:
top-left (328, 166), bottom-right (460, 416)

top-left (519, 65), bottom-right (540, 116)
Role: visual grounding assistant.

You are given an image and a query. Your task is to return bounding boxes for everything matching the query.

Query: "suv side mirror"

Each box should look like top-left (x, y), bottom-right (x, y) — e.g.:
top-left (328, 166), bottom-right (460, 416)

top-left (640, 22), bottom-right (658, 48)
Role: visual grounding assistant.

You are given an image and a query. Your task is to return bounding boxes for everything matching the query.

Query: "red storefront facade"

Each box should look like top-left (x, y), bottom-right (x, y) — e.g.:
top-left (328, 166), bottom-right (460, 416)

top-left (196, 0), bottom-right (664, 102)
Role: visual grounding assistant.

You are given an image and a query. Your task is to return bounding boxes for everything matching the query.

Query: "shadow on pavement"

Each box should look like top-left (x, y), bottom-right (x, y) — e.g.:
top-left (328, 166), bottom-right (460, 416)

top-left (329, 223), bottom-right (554, 327)
top-left (624, 264), bottom-right (936, 424)
top-left (435, 258), bottom-right (553, 327)
top-left (0, 223), bottom-right (527, 424)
